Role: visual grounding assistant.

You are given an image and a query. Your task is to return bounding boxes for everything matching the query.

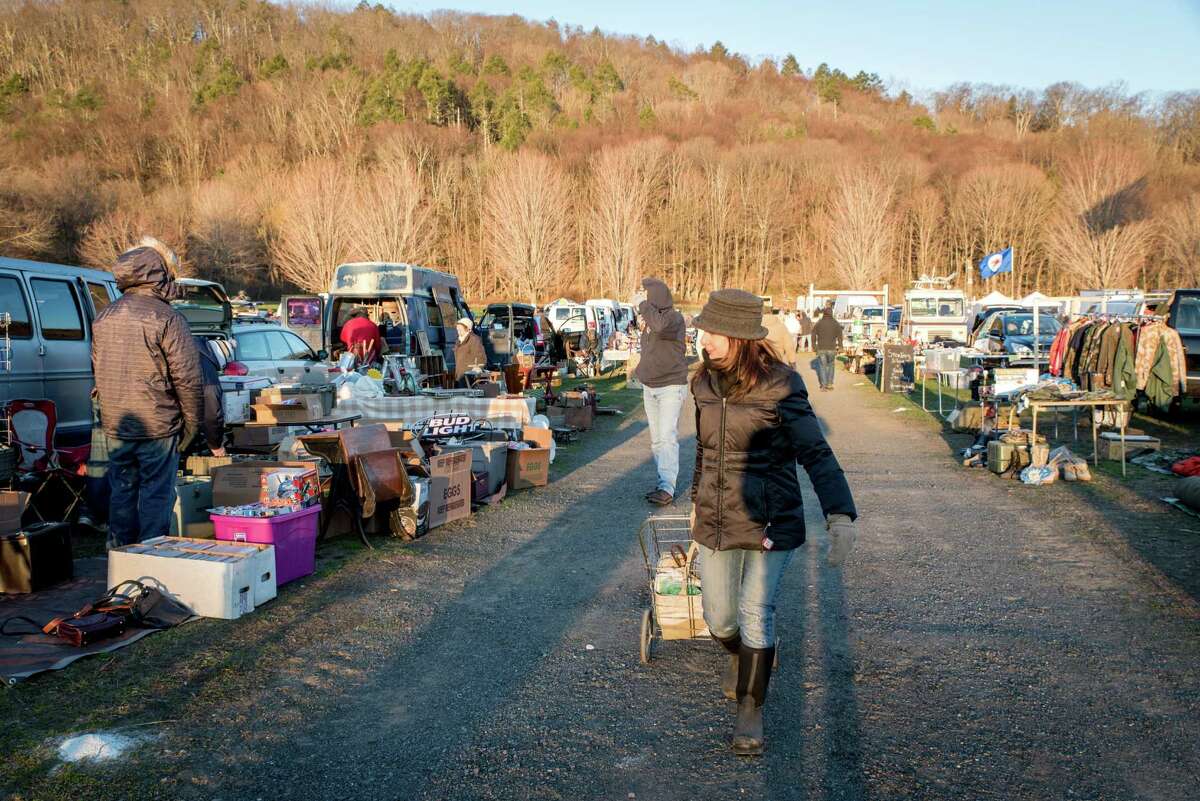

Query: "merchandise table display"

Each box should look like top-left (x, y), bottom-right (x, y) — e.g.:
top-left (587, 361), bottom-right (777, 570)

top-left (337, 396), bottom-right (536, 429)
top-left (1027, 398), bottom-right (1130, 475)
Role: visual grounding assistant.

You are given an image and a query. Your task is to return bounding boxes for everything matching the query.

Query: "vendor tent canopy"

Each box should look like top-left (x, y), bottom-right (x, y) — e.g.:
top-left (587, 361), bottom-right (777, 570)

top-left (976, 290), bottom-right (1016, 306)
top-left (1020, 291), bottom-right (1054, 306)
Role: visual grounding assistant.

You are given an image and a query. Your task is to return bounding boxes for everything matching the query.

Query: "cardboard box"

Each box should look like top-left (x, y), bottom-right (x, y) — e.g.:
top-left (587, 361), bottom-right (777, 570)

top-left (170, 476), bottom-right (215, 539)
top-left (427, 448), bottom-right (471, 529)
top-left (252, 395), bottom-right (324, 424)
top-left (521, 427), bottom-right (554, 451)
top-left (564, 405), bottom-right (594, 430)
top-left (0, 491), bottom-right (30, 536)
top-left (260, 467), bottom-right (320, 508)
top-left (949, 405), bottom-right (985, 432)
top-left (1097, 435), bottom-right (1161, 461)
top-left (507, 445), bottom-right (550, 490)
top-left (232, 426), bottom-right (288, 448)
top-left (211, 460), bottom-right (315, 508)
top-left (258, 386), bottom-right (335, 416)
top-left (185, 455), bottom-right (236, 476)
top-left (466, 440), bottom-right (508, 497)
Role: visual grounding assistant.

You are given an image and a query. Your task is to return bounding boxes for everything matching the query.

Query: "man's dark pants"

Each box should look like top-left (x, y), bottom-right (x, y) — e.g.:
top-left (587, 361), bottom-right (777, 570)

top-left (817, 350), bottom-right (838, 388)
top-left (106, 435), bottom-right (178, 549)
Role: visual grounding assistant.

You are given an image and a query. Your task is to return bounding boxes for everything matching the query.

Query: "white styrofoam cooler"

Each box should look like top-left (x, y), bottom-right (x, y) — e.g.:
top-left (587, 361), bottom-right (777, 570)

top-left (108, 536), bottom-right (277, 620)
top-left (219, 375), bottom-right (273, 424)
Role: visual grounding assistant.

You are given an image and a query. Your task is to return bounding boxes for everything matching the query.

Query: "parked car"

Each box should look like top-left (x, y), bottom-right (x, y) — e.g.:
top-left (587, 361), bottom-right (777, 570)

top-left (0, 257), bottom-right (120, 443)
top-left (224, 321), bottom-right (331, 385)
top-left (545, 300), bottom-right (608, 340)
top-left (968, 304), bottom-right (1027, 336)
top-left (477, 303), bottom-right (544, 368)
top-left (1166, 289), bottom-right (1200, 399)
top-left (968, 310), bottom-right (1062, 363)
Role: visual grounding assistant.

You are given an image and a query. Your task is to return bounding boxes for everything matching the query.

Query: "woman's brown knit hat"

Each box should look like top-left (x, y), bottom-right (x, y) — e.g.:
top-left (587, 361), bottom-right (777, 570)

top-left (692, 289), bottom-right (769, 340)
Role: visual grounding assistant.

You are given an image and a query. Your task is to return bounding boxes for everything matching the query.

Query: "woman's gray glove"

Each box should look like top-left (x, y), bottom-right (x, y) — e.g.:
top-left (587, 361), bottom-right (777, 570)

top-left (826, 514), bottom-right (857, 567)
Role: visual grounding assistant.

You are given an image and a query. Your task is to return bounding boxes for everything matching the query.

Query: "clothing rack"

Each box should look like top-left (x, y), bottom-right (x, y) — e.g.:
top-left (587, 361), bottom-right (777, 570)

top-left (1077, 313), bottom-right (1163, 323)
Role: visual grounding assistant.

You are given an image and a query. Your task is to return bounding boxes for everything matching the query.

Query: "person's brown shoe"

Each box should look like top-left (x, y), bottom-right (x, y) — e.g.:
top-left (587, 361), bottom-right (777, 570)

top-left (646, 489), bottom-right (673, 506)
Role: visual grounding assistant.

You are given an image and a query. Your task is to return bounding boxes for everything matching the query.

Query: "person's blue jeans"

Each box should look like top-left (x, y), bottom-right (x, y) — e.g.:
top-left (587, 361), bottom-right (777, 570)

top-left (817, 350), bottom-right (837, 388)
top-left (697, 545), bottom-right (796, 649)
top-left (106, 435), bottom-right (178, 549)
top-left (642, 384), bottom-right (687, 495)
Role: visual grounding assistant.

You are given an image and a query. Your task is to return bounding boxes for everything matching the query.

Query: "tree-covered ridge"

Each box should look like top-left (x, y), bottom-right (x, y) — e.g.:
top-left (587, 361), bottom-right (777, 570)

top-left (0, 0), bottom-right (1196, 300)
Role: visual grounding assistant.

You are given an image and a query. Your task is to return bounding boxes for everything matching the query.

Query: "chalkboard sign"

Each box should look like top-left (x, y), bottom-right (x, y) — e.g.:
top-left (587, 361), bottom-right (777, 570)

top-left (878, 344), bottom-right (915, 394)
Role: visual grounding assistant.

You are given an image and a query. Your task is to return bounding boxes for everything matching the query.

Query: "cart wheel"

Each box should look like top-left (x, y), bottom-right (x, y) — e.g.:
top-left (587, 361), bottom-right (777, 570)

top-left (639, 608), bottom-right (653, 664)
top-left (774, 637), bottom-right (781, 669)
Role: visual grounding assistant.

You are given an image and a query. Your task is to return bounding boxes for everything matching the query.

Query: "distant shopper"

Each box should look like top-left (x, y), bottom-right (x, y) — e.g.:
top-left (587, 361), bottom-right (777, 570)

top-left (454, 317), bottom-right (487, 382)
top-left (797, 310), bottom-right (814, 352)
top-left (690, 288), bottom-right (858, 755)
top-left (193, 336), bottom-right (227, 457)
top-left (763, 311), bottom-right (799, 368)
top-left (782, 310), bottom-right (800, 345)
top-left (812, 306), bottom-right (844, 391)
top-left (635, 278), bottom-right (689, 506)
top-left (340, 307), bottom-right (383, 364)
top-left (92, 237), bottom-right (202, 548)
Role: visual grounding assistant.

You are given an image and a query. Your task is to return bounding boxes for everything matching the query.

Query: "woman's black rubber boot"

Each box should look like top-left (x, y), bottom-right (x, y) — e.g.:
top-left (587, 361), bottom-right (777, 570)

top-left (713, 632), bottom-right (741, 701)
top-left (732, 643), bottom-right (775, 756)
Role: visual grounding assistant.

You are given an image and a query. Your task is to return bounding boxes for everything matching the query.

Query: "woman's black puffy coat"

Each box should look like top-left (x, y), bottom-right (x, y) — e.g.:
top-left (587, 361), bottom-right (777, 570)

top-left (690, 362), bottom-right (856, 551)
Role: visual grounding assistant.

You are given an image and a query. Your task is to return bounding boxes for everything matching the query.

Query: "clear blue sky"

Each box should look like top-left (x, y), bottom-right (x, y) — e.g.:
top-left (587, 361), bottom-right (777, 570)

top-left (329, 0), bottom-right (1200, 94)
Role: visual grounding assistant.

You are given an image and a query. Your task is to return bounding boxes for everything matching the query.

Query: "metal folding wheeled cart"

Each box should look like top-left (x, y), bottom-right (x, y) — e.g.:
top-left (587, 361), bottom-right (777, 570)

top-left (637, 515), bottom-right (709, 663)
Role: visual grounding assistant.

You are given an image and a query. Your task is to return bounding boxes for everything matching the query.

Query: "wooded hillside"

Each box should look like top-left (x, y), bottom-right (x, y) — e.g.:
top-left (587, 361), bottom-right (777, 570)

top-left (0, 0), bottom-right (1197, 301)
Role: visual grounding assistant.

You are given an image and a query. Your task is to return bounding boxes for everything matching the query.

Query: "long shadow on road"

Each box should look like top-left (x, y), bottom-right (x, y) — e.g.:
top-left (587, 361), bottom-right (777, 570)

top-left (210, 433), bottom-right (671, 797)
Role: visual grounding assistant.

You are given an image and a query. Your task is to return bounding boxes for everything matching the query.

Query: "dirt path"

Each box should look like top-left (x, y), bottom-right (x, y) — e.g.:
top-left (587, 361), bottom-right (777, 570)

top-left (8, 363), bottom-right (1200, 801)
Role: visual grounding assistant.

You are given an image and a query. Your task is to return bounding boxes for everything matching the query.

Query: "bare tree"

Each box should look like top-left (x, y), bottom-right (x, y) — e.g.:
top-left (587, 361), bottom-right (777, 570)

top-left (1158, 196), bottom-right (1200, 286)
top-left (909, 185), bottom-right (945, 279)
top-left (346, 153), bottom-right (436, 264)
top-left (188, 180), bottom-right (268, 289)
top-left (826, 164), bottom-right (896, 289)
top-left (266, 160), bottom-right (354, 291)
top-left (1048, 142), bottom-right (1152, 289)
top-left (587, 139), bottom-right (665, 300)
top-left (483, 151), bottom-right (572, 304)
top-left (0, 170), bottom-right (54, 257)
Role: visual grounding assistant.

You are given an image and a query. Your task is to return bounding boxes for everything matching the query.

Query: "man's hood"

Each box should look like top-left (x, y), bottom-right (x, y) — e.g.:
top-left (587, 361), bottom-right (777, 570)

top-left (643, 277), bottom-right (673, 310)
top-left (114, 247), bottom-right (174, 299)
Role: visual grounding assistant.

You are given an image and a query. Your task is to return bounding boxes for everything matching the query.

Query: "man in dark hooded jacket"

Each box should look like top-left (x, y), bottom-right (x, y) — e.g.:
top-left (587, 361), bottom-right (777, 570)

top-left (92, 238), bottom-right (202, 548)
top-left (192, 336), bottom-right (227, 457)
top-left (634, 278), bottom-right (689, 506)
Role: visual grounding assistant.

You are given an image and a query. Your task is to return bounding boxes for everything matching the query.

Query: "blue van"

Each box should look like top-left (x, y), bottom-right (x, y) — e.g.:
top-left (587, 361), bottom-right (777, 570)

top-left (0, 257), bottom-right (121, 444)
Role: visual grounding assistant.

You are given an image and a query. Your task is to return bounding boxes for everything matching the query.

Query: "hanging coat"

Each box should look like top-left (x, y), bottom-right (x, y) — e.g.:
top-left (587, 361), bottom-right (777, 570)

top-left (1111, 328), bottom-right (1137, 401)
top-left (1145, 339), bottom-right (1176, 411)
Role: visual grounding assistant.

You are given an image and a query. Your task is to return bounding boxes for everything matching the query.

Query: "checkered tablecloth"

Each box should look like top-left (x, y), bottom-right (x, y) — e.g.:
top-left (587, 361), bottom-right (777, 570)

top-left (336, 395), bottom-right (536, 429)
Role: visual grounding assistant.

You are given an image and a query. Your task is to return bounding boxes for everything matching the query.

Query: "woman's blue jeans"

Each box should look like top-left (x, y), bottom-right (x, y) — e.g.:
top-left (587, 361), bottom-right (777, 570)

top-left (697, 544), bottom-right (796, 649)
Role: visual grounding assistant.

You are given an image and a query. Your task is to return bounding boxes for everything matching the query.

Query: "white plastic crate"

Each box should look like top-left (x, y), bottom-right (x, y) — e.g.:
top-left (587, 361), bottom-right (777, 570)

top-left (108, 536), bottom-right (277, 620)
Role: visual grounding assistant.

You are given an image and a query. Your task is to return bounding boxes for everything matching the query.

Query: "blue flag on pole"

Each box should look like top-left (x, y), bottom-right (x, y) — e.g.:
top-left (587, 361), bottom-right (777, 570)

top-left (979, 247), bottom-right (1013, 280)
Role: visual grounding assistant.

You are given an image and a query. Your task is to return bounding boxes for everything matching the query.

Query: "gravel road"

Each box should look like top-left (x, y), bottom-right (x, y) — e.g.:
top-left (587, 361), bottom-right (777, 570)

top-left (17, 361), bottom-right (1200, 801)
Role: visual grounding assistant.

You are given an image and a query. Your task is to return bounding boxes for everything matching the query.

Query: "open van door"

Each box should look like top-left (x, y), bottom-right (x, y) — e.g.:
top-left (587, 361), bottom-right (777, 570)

top-left (280, 295), bottom-right (326, 356)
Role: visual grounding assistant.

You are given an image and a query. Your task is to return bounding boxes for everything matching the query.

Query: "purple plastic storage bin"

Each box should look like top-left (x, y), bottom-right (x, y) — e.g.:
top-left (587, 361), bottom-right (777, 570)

top-left (211, 505), bottom-right (319, 586)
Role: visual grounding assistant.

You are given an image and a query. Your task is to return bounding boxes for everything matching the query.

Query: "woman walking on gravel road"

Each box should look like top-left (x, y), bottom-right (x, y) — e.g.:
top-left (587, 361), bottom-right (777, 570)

top-left (689, 289), bottom-right (859, 756)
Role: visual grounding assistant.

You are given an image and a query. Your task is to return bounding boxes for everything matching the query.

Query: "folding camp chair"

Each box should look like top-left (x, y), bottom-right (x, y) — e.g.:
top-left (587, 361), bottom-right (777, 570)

top-left (6, 399), bottom-right (89, 523)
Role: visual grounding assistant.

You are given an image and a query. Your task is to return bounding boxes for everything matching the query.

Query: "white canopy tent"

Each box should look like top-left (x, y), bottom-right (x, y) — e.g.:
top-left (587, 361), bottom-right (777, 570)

top-left (975, 290), bottom-right (1016, 307)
